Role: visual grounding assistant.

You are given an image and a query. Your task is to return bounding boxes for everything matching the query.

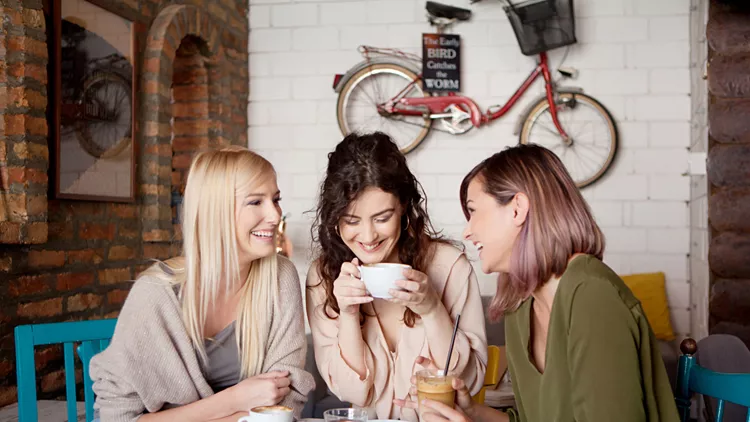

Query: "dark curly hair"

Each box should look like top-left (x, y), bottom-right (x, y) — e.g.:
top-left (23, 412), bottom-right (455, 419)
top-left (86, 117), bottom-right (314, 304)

top-left (310, 132), bottom-right (450, 327)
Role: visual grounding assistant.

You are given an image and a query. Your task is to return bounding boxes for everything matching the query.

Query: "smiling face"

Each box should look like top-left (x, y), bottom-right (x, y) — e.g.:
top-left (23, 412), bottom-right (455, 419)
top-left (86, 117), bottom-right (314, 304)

top-left (462, 177), bottom-right (525, 274)
top-left (235, 177), bottom-right (282, 268)
top-left (338, 187), bottom-right (403, 265)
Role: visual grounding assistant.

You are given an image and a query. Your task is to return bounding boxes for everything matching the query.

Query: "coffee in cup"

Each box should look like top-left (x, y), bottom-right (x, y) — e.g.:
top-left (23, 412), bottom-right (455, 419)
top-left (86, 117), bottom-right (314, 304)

top-left (416, 370), bottom-right (455, 419)
top-left (238, 405), bottom-right (294, 422)
top-left (358, 263), bottom-right (411, 299)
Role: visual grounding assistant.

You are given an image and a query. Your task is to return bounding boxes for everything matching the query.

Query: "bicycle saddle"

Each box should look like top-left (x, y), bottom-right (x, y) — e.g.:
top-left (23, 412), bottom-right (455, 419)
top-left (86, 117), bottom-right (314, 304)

top-left (425, 1), bottom-right (472, 21)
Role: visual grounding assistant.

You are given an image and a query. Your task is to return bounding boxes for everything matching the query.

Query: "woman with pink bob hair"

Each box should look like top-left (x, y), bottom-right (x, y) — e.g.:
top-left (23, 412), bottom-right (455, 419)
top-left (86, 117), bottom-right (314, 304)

top-left (398, 144), bottom-right (679, 422)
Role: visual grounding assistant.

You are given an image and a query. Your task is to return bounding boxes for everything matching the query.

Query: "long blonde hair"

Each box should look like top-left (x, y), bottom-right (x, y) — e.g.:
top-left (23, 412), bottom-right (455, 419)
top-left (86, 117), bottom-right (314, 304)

top-left (141, 146), bottom-right (279, 379)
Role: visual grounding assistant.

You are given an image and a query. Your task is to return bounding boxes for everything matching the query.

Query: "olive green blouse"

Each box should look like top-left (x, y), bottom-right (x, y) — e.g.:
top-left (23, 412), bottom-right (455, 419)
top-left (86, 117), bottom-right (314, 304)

top-left (503, 255), bottom-right (679, 422)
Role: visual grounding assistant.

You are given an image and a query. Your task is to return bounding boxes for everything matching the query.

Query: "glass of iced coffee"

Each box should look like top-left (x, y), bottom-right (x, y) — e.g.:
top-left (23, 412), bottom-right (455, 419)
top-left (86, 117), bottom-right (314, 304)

top-left (416, 370), bottom-right (456, 420)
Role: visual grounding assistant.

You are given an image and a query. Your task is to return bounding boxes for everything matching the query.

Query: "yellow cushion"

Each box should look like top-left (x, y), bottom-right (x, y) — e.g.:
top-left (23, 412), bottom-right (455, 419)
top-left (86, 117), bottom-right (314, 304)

top-left (620, 272), bottom-right (675, 341)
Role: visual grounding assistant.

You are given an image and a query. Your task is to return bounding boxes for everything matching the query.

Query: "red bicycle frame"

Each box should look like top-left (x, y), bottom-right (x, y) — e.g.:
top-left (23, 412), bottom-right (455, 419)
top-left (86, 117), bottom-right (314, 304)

top-left (382, 52), bottom-right (569, 138)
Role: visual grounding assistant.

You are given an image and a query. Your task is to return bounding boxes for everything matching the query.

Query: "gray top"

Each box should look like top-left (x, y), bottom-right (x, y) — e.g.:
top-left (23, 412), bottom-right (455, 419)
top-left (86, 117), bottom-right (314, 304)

top-left (203, 321), bottom-right (241, 392)
top-left (90, 255), bottom-right (315, 421)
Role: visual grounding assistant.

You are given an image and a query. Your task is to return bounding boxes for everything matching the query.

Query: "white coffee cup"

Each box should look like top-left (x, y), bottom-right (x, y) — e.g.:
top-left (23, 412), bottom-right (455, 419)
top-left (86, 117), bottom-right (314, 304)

top-left (358, 263), bottom-right (411, 299)
top-left (238, 405), bottom-right (294, 422)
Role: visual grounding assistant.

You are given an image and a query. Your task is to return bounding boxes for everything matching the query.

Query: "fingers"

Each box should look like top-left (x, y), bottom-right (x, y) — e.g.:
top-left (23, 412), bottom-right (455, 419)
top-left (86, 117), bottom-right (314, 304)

top-left (452, 378), bottom-right (473, 408)
top-left (422, 411), bottom-right (452, 422)
top-left (452, 378), bottom-right (469, 393)
top-left (276, 386), bottom-right (291, 399)
top-left (256, 371), bottom-right (289, 379)
top-left (423, 400), bottom-right (464, 421)
top-left (341, 296), bottom-right (374, 305)
top-left (395, 279), bottom-right (422, 292)
top-left (274, 377), bottom-right (292, 388)
top-left (388, 288), bottom-right (415, 302)
top-left (415, 356), bottom-right (439, 372)
top-left (403, 267), bottom-right (427, 281)
top-left (335, 284), bottom-right (369, 296)
top-left (393, 398), bottom-right (419, 410)
top-left (341, 261), bottom-right (361, 279)
top-left (416, 356), bottom-right (432, 366)
top-left (334, 272), bottom-right (371, 304)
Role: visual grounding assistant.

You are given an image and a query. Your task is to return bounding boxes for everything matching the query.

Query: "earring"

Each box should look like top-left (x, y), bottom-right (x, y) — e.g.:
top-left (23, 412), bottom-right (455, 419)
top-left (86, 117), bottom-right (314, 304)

top-left (334, 225), bottom-right (340, 236)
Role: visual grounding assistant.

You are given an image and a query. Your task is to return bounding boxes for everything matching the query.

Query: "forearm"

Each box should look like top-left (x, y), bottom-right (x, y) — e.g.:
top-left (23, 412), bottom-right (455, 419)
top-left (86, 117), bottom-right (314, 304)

top-left (421, 305), bottom-right (458, 368)
top-left (468, 403), bottom-right (511, 422)
top-left (337, 313), bottom-right (368, 378)
top-left (139, 390), bottom-right (235, 422)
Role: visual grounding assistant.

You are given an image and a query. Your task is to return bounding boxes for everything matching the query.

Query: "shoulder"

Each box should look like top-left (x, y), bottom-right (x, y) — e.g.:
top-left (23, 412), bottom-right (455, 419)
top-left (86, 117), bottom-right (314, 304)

top-left (277, 255), bottom-right (302, 292)
top-left (277, 254), bottom-right (298, 279)
top-left (559, 255), bottom-right (638, 317)
top-left (305, 259), bottom-right (323, 287)
top-left (427, 241), bottom-right (472, 277)
top-left (126, 269), bottom-right (180, 309)
top-left (428, 241), bottom-right (465, 267)
top-left (110, 272), bottom-right (183, 339)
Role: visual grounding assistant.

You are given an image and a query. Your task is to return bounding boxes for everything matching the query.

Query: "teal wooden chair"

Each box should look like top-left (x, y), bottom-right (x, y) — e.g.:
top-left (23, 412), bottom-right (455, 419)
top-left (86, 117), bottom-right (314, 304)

top-left (675, 338), bottom-right (750, 421)
top-left (14, 319), bottom-right (117, 422)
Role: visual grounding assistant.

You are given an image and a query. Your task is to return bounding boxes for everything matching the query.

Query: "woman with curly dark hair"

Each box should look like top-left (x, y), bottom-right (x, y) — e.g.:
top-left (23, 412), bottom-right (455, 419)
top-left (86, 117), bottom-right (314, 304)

top-left (306, 132), bottom-right (488, 422)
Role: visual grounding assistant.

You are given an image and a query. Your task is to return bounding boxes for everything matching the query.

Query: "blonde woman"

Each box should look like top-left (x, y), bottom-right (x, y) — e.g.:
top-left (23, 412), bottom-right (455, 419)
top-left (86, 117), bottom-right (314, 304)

top-left (90, 147), bottom-right (314, 422)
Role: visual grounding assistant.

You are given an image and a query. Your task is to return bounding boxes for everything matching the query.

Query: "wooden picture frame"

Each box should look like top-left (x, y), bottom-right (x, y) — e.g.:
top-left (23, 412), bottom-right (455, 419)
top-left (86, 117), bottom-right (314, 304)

top-left (47, 0), bottom-right (140, 202)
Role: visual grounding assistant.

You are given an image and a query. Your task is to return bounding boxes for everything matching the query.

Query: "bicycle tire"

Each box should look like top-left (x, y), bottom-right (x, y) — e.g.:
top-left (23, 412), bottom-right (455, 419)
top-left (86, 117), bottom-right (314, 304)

top-left (336, 62), bottom-right (431, 155)
top-left (519, 92), bottom-right (618, 189)
top-left (75, 72), bottom-right (132, 159)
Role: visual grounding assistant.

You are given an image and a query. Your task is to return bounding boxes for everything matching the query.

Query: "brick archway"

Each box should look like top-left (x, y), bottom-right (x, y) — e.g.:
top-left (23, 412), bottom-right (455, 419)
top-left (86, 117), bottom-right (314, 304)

top-left (139, 4), bottom-right (227, 243)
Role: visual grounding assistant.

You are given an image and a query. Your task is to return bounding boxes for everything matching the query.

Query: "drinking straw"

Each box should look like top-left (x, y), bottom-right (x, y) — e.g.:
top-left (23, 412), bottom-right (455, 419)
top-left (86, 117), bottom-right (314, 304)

top-left (443, 314), bottom-right (461, 376)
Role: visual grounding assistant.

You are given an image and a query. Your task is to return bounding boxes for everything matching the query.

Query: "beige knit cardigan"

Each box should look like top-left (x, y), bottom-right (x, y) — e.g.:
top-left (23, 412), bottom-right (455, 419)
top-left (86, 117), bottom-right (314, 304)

top-left (89, 256), bottom-right (315, 422)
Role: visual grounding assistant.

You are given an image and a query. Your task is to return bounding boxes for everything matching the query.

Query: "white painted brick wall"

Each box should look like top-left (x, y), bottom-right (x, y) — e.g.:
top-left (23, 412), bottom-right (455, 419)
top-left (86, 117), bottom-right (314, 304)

top-left (248, 0), bottom-right (692, 336)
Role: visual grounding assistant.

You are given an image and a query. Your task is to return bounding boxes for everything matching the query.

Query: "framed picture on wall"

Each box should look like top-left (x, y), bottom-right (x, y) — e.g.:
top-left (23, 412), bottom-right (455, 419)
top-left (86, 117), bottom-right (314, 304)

top-left (47, 0), bottom-right (140, 202)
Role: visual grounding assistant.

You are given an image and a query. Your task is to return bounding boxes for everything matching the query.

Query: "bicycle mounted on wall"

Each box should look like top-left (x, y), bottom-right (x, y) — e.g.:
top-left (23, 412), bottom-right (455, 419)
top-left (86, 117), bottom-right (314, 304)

top-left (332, 0), bottom-right (618, 188)
top-left (61, 19), bottom-right (133, 160)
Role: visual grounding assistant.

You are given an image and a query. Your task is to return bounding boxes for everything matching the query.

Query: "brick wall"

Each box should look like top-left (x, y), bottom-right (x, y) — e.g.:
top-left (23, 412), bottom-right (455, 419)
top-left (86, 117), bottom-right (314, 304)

top-left (706, 0), bottom-right (750, 346)
top-left (0, 0), bottom-right (249, 406)
top-left (247, 0), bottom-right (694, 336)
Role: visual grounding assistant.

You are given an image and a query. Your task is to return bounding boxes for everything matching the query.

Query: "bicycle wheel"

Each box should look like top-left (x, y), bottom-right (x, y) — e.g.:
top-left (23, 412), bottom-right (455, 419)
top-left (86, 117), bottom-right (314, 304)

top-left (75, 72), bottom-right (132, 159)
top-left (520, 92), bottom-right (617, 188)
top-left (337, 63), bottom-right (431, 154)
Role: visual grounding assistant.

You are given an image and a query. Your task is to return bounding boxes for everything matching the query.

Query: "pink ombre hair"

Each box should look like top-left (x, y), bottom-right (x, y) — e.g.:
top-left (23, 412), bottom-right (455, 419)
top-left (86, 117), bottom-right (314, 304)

top-left (460, 144), bottom-right (605, 321)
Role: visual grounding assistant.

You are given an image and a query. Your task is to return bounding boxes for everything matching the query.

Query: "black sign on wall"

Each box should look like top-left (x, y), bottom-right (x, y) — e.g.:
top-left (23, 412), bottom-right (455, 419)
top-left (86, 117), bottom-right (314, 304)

top-left (422, 33), bottom-right (461, 93)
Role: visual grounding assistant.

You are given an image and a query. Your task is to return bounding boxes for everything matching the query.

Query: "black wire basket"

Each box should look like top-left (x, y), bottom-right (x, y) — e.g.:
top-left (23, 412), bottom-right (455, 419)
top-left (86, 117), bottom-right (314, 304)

top-left (504, 0), bottom-right (576, 56)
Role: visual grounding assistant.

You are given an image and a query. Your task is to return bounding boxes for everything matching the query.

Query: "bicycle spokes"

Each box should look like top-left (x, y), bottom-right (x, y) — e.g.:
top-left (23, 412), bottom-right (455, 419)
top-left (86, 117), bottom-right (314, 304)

top-left (524, 94), bottom-right (616, 187)
top-left (340, 65), bottom-right (430, 152)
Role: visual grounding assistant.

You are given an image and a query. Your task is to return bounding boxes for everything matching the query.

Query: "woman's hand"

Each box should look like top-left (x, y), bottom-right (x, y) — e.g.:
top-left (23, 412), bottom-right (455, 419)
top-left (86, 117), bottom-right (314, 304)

top-left (333, 258), bottom-right (373, 316)
top-left (389, 268), bottom-right (440, 316)
top-left (393, 357), bottom-right (476, 418)
top-left (228, 370), bottom-right (291, 412)
top-left (421, 400), bottom-right (472, 422)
